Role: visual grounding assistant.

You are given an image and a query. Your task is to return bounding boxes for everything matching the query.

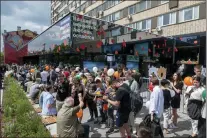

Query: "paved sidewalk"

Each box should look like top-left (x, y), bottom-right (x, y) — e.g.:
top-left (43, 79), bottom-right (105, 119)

top-left (33, 91), bottom-right (192, 137)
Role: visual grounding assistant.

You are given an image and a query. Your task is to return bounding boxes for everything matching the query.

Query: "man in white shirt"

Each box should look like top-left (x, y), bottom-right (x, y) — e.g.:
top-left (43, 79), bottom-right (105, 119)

top-left (41, 68), bottom-right (49, 84)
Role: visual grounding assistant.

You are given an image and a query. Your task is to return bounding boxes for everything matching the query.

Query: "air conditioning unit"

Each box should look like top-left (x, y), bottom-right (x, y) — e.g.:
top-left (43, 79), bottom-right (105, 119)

top-left (156, 26), bottom-right (162, 32)
top-left (127, 15), bottom-right (132, 20)
top-left (147, 29), bottom-right (152, 34)
top-left (99, 11), bottom-right (104, 16)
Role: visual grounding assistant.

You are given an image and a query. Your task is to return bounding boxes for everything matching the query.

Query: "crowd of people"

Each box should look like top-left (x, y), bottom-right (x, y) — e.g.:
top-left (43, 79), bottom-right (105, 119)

top-left (4, 64), bottom-right (206, 138)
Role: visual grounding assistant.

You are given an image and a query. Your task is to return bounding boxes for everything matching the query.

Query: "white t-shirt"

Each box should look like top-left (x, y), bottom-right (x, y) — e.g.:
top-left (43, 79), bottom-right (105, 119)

top-left (41, 71), bottom-right (49, 82)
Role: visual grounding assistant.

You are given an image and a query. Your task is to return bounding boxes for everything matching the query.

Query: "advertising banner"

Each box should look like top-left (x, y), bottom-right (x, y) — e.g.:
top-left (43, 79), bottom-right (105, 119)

top-left (60, 16), bottom-right (71, 40)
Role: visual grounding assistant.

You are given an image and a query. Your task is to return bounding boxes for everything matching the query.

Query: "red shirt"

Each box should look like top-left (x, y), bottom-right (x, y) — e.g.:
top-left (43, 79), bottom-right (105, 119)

top-left (148, 82), bottom-right (154, 92)
top-left (63, 71), bottom-right (70, 78)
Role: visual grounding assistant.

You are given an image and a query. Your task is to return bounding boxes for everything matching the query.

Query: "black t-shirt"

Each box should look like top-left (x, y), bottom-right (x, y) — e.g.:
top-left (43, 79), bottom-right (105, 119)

top-left (115, 83), bottom-right (131, 113)
top-left (56, 80), bottom-right (70, 101)
top-left (163, 89), bottom-right (172, 109)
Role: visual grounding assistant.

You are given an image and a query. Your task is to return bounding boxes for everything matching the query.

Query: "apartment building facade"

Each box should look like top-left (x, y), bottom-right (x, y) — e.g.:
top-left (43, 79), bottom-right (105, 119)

top-left (51, 0), bottom-right (206, 38)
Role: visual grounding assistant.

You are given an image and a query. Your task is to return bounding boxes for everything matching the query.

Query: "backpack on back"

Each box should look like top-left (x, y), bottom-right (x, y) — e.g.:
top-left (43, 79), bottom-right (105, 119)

top-left (121, 80), bottom-right (143, 115)
top-left (51, 70), bottom-right (57, 81)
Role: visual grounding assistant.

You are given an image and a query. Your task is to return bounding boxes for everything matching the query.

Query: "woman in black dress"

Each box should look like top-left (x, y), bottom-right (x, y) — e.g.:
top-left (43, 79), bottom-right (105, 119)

top-left (170, 73), bottom-right (183, 128)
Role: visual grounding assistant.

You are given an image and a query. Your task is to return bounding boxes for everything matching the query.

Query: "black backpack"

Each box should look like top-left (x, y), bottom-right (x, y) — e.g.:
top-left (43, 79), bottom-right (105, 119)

top-left (120, 80), bottom-right (143, 115)
top-left (51, 70), bottom-right (57, 81)
top-left (139, 114), bottom-right (164, 138)
top-left (187, 99), bottom-right (203, 120)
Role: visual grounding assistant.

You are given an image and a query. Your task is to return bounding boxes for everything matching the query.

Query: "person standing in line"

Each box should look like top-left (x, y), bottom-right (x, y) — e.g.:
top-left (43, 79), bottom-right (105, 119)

top-left (198, 89), bottom-right (206, 138)
top-left (41, 68), bottom-right (49, 84)
top-left (185, 76), bottom-right (205, 138)
top-left (103, 83), bottom-right (131, 138)
top-left (161, 79), bottom-right (175, 134)
top-left (85, 74), bottom-right (98, 124)
top-left (194, 65), bottom-right (206, 86)
top-left (170, 72), bottom-right (183, 128)
top-left (124, 70), bottom-right (139, 134)
top-left (148, 77), bottom-right (164, 138)
top-left (56, 73), bottom-right (70, 112)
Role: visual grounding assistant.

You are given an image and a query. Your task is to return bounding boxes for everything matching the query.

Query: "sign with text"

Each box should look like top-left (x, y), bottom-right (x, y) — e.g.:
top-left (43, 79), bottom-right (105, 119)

top-left (72, 15), bottom-right (98, 40)
top-left (60, 16), bottom-right (71, 40)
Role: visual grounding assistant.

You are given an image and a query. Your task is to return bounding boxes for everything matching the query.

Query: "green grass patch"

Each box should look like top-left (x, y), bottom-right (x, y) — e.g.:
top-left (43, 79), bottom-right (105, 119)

top-left (3, 77), bottom-right (51, 137)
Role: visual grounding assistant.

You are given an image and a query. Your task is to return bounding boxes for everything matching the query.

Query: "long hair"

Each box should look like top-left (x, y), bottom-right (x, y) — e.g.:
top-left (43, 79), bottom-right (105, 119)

top-left (172, 72), bottom-right (182, 83)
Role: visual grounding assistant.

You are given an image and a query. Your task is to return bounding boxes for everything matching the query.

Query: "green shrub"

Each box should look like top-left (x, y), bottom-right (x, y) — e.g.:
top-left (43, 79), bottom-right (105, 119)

top-left (3, 77), bottom-right (51, 137)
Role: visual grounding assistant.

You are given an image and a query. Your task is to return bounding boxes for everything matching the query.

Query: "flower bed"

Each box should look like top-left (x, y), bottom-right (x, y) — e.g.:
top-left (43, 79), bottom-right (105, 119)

top-left (2, 77), bottom-right (51, 137)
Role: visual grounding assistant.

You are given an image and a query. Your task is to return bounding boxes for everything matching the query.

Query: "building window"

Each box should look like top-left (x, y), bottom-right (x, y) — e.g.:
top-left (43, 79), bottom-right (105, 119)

top-left (161, 0), bottom-right (169, 4)
top-left (137, 0), bottom-right (151, 12)
top-left (128, 5), bottom-right (136, 15)
top-left (179, 6), bottom-right (199, 22)
top-left (114, 12), bottom-right (120, 20)
top-left (136, 19), bottom-right (151, 30)
top-left (158, 12), bottom-right (176, 27)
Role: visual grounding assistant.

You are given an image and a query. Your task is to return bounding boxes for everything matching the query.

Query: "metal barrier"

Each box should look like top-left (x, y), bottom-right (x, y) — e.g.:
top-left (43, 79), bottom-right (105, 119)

top-left (139, 77), bottom-right (186, 114)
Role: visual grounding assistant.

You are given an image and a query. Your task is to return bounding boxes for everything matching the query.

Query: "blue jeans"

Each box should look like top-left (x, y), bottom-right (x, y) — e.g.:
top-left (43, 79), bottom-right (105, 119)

top-left (97, 101), bottom-right (106, 122)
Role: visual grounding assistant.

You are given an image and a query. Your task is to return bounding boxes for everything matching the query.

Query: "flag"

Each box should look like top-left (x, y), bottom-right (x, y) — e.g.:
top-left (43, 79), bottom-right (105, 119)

top-left (122, 39), bottom-right (126, 47)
